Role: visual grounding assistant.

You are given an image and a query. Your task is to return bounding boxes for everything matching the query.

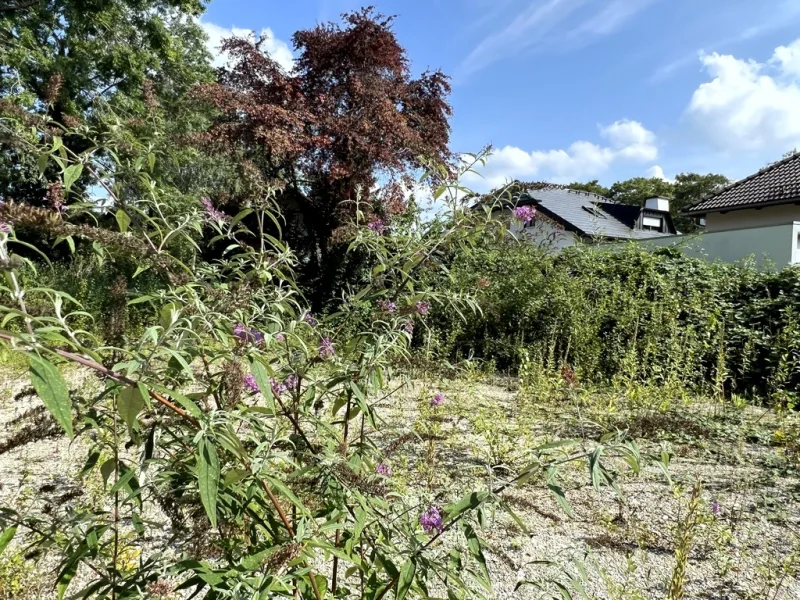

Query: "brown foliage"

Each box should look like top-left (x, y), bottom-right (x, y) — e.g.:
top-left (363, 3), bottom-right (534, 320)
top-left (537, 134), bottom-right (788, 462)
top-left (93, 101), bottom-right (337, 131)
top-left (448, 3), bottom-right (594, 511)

top-left (193, 8), bottom-right (452, 293)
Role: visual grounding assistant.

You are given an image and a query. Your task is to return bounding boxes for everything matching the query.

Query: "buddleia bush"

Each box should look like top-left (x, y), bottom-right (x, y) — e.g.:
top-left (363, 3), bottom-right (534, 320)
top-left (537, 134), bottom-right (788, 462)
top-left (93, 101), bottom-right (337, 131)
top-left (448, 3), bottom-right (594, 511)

top-left (0, 113), bottom-right (650, 600)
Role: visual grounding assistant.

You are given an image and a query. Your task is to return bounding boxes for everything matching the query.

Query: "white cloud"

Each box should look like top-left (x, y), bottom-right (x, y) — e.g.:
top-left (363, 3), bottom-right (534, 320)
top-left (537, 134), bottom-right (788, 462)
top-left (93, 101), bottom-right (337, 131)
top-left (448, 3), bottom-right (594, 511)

top-left (687, 40), bottom-right (800, 152)
top-left (461, 119), bottom-right (658, 191)
top-left (646, 165), bottom-right (674, 182)
top-left (199, 20), bottom-right (294, 72)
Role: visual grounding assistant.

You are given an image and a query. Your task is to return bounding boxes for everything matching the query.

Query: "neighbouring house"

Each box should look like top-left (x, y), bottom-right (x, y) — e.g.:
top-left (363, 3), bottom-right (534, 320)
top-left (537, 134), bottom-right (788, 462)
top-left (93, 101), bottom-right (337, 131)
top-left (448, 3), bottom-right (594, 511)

top-left (504, 187), bottom-right (677, 249)
top-left (647, 152), bottom-right (800, 267)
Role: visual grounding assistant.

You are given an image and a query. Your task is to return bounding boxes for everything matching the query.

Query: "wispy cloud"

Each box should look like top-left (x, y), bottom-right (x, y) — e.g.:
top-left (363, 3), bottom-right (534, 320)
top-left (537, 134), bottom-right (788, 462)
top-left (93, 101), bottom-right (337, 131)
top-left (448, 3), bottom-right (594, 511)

top-left (457, 0), bottom-right (656, 80)
top-left (650, 0), bottom-right (800, 83)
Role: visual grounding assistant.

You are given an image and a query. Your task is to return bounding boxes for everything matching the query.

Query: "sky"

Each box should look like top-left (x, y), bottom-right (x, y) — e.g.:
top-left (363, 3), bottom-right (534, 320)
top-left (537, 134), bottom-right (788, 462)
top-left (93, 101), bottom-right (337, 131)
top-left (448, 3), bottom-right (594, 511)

top-left (199, 0), bottom-right (800, 193)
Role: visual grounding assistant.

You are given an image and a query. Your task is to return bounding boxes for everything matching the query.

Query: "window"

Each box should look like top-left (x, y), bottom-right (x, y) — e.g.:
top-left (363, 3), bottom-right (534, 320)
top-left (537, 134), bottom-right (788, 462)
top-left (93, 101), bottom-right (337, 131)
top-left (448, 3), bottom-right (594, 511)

top-left (642, 216), bottom-right (663, 231)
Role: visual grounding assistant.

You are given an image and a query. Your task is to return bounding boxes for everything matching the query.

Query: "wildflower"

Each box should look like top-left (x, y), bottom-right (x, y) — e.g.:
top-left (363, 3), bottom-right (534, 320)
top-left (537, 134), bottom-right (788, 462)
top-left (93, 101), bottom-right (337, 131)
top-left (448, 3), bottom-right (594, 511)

top-left (243, 374), bottom-right (260, 393)
top-left (512, 205), bottom-right (536, 224)
top-left (378, 299), bottom-right (397, 313)
top-left (430, 392), bottom-right (446, 407)
top-left (233, 323), bottom-right (247, 340)
top-left (200, 197), bottom-right (226, 221)
top-left (367, 217), bottom-right (386, 234)
top-left (275, 333), bottom-right (286, 342)
top-left (284, 374), bottom-right (299, 391)
top-left (376, 463), bottom-right (392, 477)
top-left (303, 313), bottom-right (318, 327)
top-left (318, 337), bottom-right (335, 359)
top-left (403, 320), bottom-right (414, 334)
top-left (712, 501), bottom-right (720, 516)
top-left (416, 301), bottom-right (431, 315)
top-left (419, 506), bottom-right (443, 534)
top-left (233, 323), bottom-right (264, 345)
top-left (0, 221), bottom-right (10, 234)
top-left (270, 377), bottom-right (287, 397)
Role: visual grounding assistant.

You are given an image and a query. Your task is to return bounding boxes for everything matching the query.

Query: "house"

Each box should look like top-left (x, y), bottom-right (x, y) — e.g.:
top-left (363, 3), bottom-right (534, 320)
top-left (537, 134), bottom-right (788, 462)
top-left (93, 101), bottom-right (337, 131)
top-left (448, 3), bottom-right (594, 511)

top-left (507, 187), bottom-right (677, 249)
top-left (667, 152), bottom-right (800, 266)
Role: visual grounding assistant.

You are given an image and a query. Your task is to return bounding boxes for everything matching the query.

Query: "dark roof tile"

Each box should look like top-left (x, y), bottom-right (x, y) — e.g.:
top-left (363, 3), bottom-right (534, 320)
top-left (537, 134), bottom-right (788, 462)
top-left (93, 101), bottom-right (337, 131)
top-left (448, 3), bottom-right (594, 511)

top-left (683, 152), bottom-right (800, 215)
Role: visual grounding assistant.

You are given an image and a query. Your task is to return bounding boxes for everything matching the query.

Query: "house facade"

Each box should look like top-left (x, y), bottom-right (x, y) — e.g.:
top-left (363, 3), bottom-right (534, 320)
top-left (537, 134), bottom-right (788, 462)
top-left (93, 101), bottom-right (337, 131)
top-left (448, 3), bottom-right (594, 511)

top-left (507, 187), bottom-right (677, 249)
top-left (671, 152), bottom-right (800, 267)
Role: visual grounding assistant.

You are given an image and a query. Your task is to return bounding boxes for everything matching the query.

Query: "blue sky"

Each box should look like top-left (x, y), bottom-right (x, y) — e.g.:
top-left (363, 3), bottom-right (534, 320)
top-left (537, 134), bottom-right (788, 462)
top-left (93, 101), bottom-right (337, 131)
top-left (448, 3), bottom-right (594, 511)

top-left (200, 0), bottom-right (800, 192)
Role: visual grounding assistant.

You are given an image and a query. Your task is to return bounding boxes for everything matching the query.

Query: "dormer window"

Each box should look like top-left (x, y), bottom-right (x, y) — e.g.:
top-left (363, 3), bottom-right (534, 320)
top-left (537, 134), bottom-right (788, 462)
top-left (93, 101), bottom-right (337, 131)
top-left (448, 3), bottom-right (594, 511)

top-left (642, 216), bottom-right (663, 231)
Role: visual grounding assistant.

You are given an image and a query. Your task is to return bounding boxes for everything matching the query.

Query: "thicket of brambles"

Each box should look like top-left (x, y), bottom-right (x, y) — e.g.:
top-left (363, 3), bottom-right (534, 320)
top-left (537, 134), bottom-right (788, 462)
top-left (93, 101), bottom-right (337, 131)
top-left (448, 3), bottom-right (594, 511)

top-left (426, 239), bottom-right (800, 404)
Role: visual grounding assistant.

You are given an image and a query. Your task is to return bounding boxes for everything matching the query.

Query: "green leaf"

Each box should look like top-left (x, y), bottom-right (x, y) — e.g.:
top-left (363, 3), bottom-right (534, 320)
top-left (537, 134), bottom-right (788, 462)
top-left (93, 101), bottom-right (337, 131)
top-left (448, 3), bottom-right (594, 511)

top-left (0, 526), bottom-right (17, 556)
top-left (115, 209), bottom-right (131, 233)
top-left (396, 559), bottom-right (416, 600)
top-left (197, 438), bottom-right (220, 528)
top-left (63, 163), bottom-right (83, 193)
top-left (37, 152), bottom-right (49, 177)
top-left (250, 360), bottom-right (274, 410)
top-left (548, 484), bottom-right (574, 517)
top-left (462, 523), bottom-right (492, 592)
top-left (29, 355), bottom-right (73, 438)
top-left (445, 491), bottom-right (489, 521)
top-left (118, 385), bottom-right (145, 433)
top-left (56, 557), bottom-right (79, 600)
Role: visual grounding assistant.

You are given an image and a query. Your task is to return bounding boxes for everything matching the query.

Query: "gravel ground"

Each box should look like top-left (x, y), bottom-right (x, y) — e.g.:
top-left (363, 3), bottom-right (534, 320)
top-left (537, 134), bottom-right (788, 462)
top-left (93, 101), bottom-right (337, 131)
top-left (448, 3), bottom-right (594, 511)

top-left (1, 367), bottom-right (799, 599)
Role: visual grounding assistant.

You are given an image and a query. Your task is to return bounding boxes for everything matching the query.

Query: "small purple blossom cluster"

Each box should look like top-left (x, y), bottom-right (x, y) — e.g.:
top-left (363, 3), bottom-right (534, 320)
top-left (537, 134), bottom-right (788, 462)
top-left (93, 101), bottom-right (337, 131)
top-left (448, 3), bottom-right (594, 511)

top-left (0, 221), bottom-right (9, 234)
top-left (403, 320), bottom-right (414, 335)
top-left (712, 501), bottom-right (721, 516)
top-left (430, 392), bottom-right (446, 408)
top-left (318, 337), bottom-right (335, 359)
top-left (284, 374), bottom-right (299, 391)
top-left (275, 333), bottom-right (286, 342)
top-left (200, 197), bottom-right (226, 222)
top-left (233, 323), bottom-right (264, 345)
top-left (303, 313), bottom-right (318, 327)
top-left (243, 374), bottom-right (260, 393)
top-left (367, 217), bottom-right (386, 234)
top-left (512, 205), bottom-right (536, 224)
top-left (378, 299), bottom-right (397, 313)
top-left (270, 377), bottom-right (287, 397)
top-left (419, 506), bottom-right (443, 534)
top-left (375, 463), bottom-right (392, 477)
top-left (416, 301), bottom-right (431, 316)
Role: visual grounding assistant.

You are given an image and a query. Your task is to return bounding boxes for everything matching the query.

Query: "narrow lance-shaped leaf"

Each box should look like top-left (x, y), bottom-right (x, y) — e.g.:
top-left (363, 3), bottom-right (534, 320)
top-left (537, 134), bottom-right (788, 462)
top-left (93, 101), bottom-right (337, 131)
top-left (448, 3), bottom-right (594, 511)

top-left (0, 526), bottom-right (17, 556)
top-left (29, 355), bottom-right (73, 438)
top-left (396, 558), bottom-right (416, 600)
top-left (118, 385), bottom-right (145, 434)
top-left (197, 438), bottom-right (220, 528)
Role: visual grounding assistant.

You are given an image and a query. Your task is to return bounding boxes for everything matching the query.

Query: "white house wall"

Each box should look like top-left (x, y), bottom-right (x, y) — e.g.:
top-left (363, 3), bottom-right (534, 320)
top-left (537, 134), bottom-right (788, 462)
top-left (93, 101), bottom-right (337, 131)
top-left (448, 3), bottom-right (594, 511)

top-left (705, 204), bottom-right (800, 232)
top-left (521, 219), bottom-right (579, 250)
top-left (640, 222), bottom-right (799, 268)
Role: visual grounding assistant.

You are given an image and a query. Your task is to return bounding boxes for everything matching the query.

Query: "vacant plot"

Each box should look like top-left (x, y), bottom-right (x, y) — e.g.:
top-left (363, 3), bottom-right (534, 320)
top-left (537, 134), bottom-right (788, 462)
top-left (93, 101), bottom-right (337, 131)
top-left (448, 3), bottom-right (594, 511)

top-left (1, 366), bottom-right (799, 599)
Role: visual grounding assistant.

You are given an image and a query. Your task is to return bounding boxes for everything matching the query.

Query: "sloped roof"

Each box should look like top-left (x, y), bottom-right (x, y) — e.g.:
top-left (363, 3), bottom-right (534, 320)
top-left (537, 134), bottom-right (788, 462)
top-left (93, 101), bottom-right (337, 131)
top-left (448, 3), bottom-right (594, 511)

top-left (683, 152), bottom-right (800, 215)
top-left (519, 188), bottom-right (671, 240)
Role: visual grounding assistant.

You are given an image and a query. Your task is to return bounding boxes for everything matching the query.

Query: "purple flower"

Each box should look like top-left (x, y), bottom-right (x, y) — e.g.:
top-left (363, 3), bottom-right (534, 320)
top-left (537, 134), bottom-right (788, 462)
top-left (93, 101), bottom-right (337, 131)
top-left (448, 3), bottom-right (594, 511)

top-left (200, 197), bottom-right (226, 221)
top-left (243, 374), bottom-right (260, 393)
top-left (318, 337), bottom-right (335, 359)
top-left (367, 217), bottom-right (386, 234)
top-left (284, 374), bottom-right (298, 391)
top-left (403, 320), bottom-right (414, 335)
top-left (416, 301), bottom-right (431, 316)
top-left (379, 299), bottom-right (397, 313)
top-left (270, 377), bottom-right (287, 398)
top-left (233, 323), bottom-right (264, 345)
top-left (419, 506), bottom-right (443, 534)
top-left (303, 313), bottom-right (318, 327)
top-left (512, 205), bottom-right (536, 224)
top-left (275, 333), bottom-right (286, 342)
top-left (712, 501), bottom-right (720, 516)
top-left (430, 392), bottom-right (445, 408)
top-left (376, 463), bottom-right (392, 477)
top-left (0, 222), bottom-right (10, 234)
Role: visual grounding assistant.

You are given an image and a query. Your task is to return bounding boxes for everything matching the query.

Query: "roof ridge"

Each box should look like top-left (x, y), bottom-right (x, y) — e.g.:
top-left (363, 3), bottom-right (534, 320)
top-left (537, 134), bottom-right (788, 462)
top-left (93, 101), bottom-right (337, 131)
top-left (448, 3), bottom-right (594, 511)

top-left (688, 151), bottom-right (800, 210)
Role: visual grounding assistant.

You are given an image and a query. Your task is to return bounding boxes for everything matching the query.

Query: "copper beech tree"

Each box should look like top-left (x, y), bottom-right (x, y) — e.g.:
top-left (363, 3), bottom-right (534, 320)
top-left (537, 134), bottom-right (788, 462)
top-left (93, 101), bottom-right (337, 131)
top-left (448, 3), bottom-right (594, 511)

top-left (193, 8), bottom-right (453, 300)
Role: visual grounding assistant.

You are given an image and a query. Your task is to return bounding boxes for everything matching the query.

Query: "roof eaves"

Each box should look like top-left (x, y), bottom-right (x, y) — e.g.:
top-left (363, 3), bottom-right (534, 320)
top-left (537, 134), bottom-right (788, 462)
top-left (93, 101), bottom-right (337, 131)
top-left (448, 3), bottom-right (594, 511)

top-left (682, 195), bottom-right (800, 216)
